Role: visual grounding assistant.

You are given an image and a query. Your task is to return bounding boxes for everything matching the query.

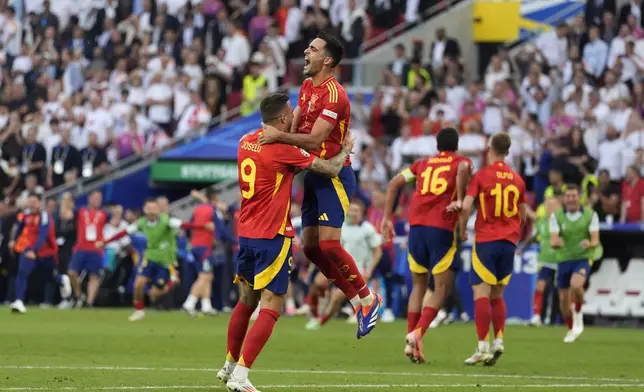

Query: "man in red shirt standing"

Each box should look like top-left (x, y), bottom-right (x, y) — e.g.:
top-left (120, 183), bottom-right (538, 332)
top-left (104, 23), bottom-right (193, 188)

top-left (460, 133), bottom-right (535, 366)
top-left (9, 193), bottom-right (72, 314)
top-left (218, 93), bottom-right (354, 392)
top-left (259, 32), bottom-right (382, 339)
top-left (67, 190), bottom-right (109, 308)
top-left (621, 165), bottom-right (644, 223)
top-left (382, 128), bottom-right (472, 363)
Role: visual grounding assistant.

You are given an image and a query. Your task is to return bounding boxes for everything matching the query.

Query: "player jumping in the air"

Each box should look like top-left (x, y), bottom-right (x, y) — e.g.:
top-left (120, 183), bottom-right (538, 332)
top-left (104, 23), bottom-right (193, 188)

top-left (460, 133), bottom-right (535, 366)
top-left (9, 193), bottom-right (72, 314)
top-left (66, 190), bottom-right (109, 308)
top-left (381, 127), bottom-right (472, 363)
top-left (550, 185), bottom-right (602, 343)
top-left (218, 93), bottom-right (355, 392)
top-left (258, 32), bottom-right (382, 339)
top-left (100, 198), bottom-right (212, 321)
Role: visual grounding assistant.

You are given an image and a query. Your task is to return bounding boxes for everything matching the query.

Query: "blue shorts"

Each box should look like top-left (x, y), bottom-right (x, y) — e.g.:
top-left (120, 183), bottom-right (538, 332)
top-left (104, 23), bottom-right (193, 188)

top-left (70, 250), bottom-right (103, 275)
top-left (372, 248), bottom-right (394, 279)
top-left (235, 235), bottom-right (293, 295)
top-left (537, 262), bottom-right (557, 281)
top-left (18, 255), bottom-right (58, 280)
top-left (137, 259), bottom-right (171, 289)
top-left (556, 259), bottom-right (591, 289)
top-left (301, 166), bottom-right (356, 228)
top-left (408, 226), bottom-right (459, 275)
top-left (192, 247), bottom-right (213, 273)
top-left (471, 240), bottom-right (516, 286)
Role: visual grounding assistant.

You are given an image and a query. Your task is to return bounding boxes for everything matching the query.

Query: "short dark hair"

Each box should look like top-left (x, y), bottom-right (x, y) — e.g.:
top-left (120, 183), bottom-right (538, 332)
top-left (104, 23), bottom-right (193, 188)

top-left (436, 127), bottom-right (459, 152)
top-left (565, 184), bottom-right (580, 193)
top-left (260, 93), bottom-right (290, 123)
top-left (28, 192), bottom-right (42, 200)
top-left (144, 197), bottom-right (158, 205)
top-left (490, 132), bottom-right (511, 155)
top-left (317, 31), bottom-right (344, 68)
top-left (206, 188), bottom-right (219, 200)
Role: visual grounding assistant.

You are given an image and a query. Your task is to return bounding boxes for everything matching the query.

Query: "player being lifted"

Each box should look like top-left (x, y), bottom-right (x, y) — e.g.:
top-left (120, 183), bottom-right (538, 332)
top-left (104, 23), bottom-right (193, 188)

top-left (218, 93), bottom-right (355, 392)
top-left (100, 198), bottom-right (213, 321)
top-left (550, 185), bottom-right (601, 343)
top-left (259, 32), bottom-right (382, 338)
top-left (460, 133), bottom-right (535, 366)
top-left (381, 127), bottom-right (472, 363)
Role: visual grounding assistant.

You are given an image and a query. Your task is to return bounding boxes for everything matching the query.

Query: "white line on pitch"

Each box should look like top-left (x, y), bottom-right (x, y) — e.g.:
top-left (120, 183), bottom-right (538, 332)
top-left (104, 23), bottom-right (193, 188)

top-left (0, 365), bottom-right (640, 384)
top-left (2, 384), bottom-right (644, 391)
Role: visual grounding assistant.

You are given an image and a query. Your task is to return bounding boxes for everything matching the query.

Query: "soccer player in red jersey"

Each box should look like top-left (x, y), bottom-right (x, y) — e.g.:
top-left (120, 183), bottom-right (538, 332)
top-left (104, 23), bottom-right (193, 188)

top-left (9, 193), bottom-right (72, 314)
top-left (381, 128), bottom-right (472, 363)
top-left (218, 93), bottom-right (354, 392)
top-left (67, 190), bottom-right (109, 308)
top-left (182, 189), bottom-right (235, 316)
top-left (460, 133), bottom-right (535, 366)
top-left (258, 32), bottom-right (382, 339)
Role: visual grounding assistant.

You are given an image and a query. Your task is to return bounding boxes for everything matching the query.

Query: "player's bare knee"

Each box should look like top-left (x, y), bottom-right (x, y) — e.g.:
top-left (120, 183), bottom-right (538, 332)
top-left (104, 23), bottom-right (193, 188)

top-left (318, 226), bottom-right (341, 241)
top-left (490, 285), bottom-right (505, 299)
top-left (260, 289), bottom-right (283, 312)
top-left (570, 275), bottom-right (586, 291)
top-left (472, 283), bottom-right (491, 299)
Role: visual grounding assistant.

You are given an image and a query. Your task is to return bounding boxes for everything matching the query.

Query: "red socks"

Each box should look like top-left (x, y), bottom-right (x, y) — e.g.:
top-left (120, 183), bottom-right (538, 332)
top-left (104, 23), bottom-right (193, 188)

top-left (304, 246), bottom-right (359, 299)
top-left (564, 317), bottom-right (573, 330)
top-left (415, 306), bottom-right (438, 337)
top-left (306, 293), bottom-right (319, 318)
top-left (474, 297), bottom-right (491, 341)
top-left (133, 299), bottom-right (144, 310)
top-left (574, 301), bottom-right (582, 313)
top-left (490, 297), bottom-right (506, 339)
top-left (227, 302), bottom-right (255, 362)
top-left (407, 312), bottom-right (421, 333)
top-left (533, 290), bottom-right (543, 317)
top-left (239, 308), bottom-right (280, 369)
top-left (318, 240), bottom-right (369, 298)
top-left (320, 313), bottom-right (331, 325)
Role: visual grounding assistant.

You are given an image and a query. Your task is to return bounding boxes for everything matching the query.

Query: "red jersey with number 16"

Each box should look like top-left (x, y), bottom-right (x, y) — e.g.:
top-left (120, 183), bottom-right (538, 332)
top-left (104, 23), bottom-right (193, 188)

top-left (466, 161), bottom-right (527, 244)
top-left (298, 76), bottom-right (351, 166)
top-left (238, 130), bottom-right (315, 239)
top-left (405, 151), bottom-right (471, 230)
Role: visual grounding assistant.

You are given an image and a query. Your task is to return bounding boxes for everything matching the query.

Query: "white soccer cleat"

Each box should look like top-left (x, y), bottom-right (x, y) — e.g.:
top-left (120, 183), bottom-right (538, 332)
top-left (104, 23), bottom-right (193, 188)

top-left (485, 339), bottom-right (504, 366)
top-left (9, 300), bottom-right (27, 314)
top-left (128, 310), bottom-right (146, 321)
top-left (464, 349), bottom-right (493, 365)
top-left (430, 309), bottom-right (447, 328)
top-left (305, 318), bottom-right (321, 330)
top-left (572, 310), bottom-right (584, 335)
top-left (381, 308), bottom-right (395, 323)
top-left (59, 274), bottom-right (72, 299)
top-left (563, 329), bottom-right (577, 343)
top-left (217, 364), bottom-right (234, 383)
top-left (460, 312), bottom-right (470, 322)
top-left (201, 308), bottom-right (218, 316)
top-left (346, 314), bottom-right (357, 324)
top-left (182, 303), bottom-right (198, 318)
top-left (57, 299), bottom-right (73, 309)
top-left (404, 330), bottom-right (425, 363)
top-left (74, 295), bottom-right (86, 309)
top-left (295, 304), bottom-right (310, 316)
top-left (529, 314), bottom-right (542, 327)
top-left (227, 376), bottom-right (261, 392)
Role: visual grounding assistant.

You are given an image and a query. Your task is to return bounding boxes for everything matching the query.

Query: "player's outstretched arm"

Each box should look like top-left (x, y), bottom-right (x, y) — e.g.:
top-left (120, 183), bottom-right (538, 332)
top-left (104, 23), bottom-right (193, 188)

top-left (306, 134), bottom-right (354, 177)
top-left (260, 117), bottom-right (333, 150)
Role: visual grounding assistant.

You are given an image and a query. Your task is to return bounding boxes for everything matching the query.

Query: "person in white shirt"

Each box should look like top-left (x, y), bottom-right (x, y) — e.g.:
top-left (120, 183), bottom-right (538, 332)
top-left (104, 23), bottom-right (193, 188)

top-left (390, 125), bottom-right (417, 172)
top-left (84, 93), bottom-right (114, 145)
top-left (175, 86), bottom-right (212, 139)
top-left (445, 75), bottom-right (469, 112)
top-left (458, 121), bottom-right (487, 172)
top-left (145, 72), bottom-right (174, 131)
top-left (599, 70), bottom-right (630, 106)
top-left (306, 202), bottom-right (382, 330)
top-left (429, 89), bottom-right (458, 123)
top-left (535, 23), bottom-right (569, 69)
top-left (598, 126), bottom-right (628, 180)
top-left (561, 72), bottom-right (593, 107)
top-left (484, 55), bottom-right (510, 92)
top-left (1, 7), bottom-right (21, 57)
top-left (221, 20), bottom-right (251, 70)
top-left (607, 24), bottom-right (632, 69)
top-left (103, 205), bottom-right (131, 255)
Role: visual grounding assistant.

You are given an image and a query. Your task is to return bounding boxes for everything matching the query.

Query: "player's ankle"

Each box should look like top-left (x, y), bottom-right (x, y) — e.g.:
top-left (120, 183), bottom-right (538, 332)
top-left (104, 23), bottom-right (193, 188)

top-left (359, 292), bottom-right (375, 307)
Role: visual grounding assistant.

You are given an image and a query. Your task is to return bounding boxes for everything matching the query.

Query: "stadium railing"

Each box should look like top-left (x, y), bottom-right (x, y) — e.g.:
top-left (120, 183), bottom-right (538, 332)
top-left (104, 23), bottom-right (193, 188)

top-left (360, 0), bottom-right (466, 52)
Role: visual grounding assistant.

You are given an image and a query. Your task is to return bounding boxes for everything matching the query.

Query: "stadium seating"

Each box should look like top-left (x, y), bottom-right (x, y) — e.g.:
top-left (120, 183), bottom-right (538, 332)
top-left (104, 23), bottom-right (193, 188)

top-left (583, 258), bottom-right (620, 316)
top-left (622, 259), bottom-right (644, 317)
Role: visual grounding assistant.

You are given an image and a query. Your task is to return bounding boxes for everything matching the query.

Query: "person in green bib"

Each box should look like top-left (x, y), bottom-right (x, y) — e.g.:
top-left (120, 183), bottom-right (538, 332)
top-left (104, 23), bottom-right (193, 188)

top-left (101, 198), bottom-right (213, 321)
top-left (549, 184), bottom-right (601, 343)
top-left (519, 196), bottom-right (562, 327)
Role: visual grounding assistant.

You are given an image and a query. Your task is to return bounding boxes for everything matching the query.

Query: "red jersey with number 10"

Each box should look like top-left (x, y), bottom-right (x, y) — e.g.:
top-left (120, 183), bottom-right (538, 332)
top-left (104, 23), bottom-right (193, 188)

top-left (238, 130), bottom-right (315, 239)
top-left (406, 151), bottom-right (472, 230)
top-left (75, 207), bottom-right (109, 253)
top-left (298, 76), bottom-right (351, 166)
top-left (466, 161), bottom-right (527, 244)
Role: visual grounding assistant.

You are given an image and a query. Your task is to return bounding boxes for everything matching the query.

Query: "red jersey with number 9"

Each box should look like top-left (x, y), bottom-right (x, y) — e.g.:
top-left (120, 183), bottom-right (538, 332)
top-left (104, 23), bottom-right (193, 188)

top-left (298, 76), bottom-right (351, 166)
top-left (466, 161), bottom-right (527, 244)
top-left (406, 151), bottom-right (471, 230)
top-left (237, 130), bottom-right (315, 239)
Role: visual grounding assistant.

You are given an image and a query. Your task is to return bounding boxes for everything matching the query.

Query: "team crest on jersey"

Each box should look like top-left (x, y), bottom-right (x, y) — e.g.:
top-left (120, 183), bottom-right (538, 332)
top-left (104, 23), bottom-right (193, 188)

top-left (309, 94), bottom-right (319, 111)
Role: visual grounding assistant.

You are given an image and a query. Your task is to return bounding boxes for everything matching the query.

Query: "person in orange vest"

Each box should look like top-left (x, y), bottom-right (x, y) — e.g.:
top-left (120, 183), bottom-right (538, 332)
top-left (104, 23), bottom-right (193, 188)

top-left (9, 193), bottom-right (72, 313)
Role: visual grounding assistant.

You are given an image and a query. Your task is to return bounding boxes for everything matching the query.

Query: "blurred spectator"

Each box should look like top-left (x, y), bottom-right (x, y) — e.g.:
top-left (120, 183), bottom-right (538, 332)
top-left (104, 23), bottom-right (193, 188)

top-left (595, 169), bottom-right (621, 221)
top-left (620, 165), bottom-right (644, 223)
top-left (47, 128), bottom-right (81, 188)
top-left (80, 132), bottom-right (109, 178)
top-left (583, 25), bottom-right (608, 81)
top-left (586, 0), bottom-right (617, 27)
top-left (16, 174), bottom-right (44, 208)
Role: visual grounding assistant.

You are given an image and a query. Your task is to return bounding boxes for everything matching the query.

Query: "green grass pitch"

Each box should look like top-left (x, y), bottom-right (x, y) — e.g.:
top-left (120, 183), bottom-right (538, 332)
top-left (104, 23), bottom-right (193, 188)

top-left (1, 309), bottom-right (644, 391)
